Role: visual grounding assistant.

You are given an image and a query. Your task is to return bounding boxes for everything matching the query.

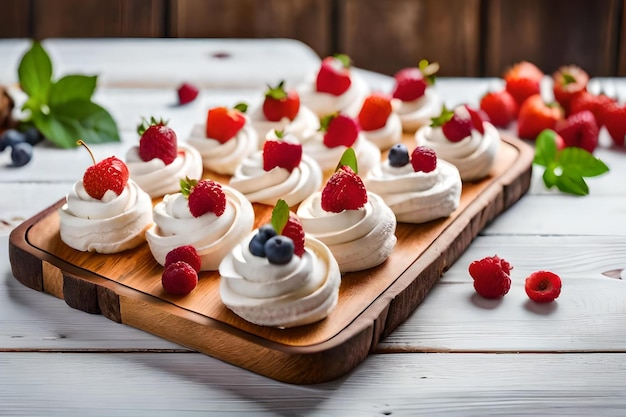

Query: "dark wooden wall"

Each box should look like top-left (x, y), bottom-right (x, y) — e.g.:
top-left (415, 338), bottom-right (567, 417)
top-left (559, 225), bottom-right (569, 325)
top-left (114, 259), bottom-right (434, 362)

top-left (2, 0), bottom-right (625, 77)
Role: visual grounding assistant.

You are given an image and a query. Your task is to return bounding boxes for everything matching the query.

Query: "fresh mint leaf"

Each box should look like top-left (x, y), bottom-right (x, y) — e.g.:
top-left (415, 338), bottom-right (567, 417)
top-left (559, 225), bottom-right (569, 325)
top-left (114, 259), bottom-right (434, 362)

top-left (335, 147), bottom-right (358, 173)
top-left (542, 164), bottom-right (558, 188)
top-left (556, 170), bottom-right (589, 196)
top-left (533, 129), bottom-right (558, 167)
top-left (557, 147), bottom-right (610, 177)
top-left (32, 100), bottom-right (120, 148)
top-left (271, 199), bottom-right (290, 234)
top-left (18, 41), bottom-right (52, 104)
top-left (49, 75), bottom-right (97, 106)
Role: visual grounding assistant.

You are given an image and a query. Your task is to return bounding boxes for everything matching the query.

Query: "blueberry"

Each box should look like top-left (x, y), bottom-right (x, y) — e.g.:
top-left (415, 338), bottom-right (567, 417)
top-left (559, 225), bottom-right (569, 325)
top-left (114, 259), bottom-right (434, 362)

top-left (388, 143), bottom-right (409, 167)
top-left (23, 127), bottom-right (43, 146)
top-left (10, 141), bottom-right (33, 167)
top-left (264, 235), bottom-right (294, 265)
top-left (4, 129), bottom-right (26, 147)
top-left (249, 224), bottom-right (277, 257)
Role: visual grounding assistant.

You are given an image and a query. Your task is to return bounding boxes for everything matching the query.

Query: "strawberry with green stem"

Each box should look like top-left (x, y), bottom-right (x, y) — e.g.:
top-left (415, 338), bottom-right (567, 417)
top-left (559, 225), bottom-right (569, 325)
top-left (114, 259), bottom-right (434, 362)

top-left (316, 54), bottom-right (352, 96)
top-left (263, 80), bottom-right (300, 122)
top-left (205, 103), bottom-right (248, 143)
top-left (137, 117), bottom-right (178, 165)
top-left (78, 139), bottom-right (129, 200)
top-left (392, 59), bottom-right (439, 102)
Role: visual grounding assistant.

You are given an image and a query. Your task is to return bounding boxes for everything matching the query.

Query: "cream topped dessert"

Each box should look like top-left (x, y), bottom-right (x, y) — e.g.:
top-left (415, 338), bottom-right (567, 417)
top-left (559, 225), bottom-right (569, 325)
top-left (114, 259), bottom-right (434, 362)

top-left (357, 92), bottom-right (403, 150)
top-left (392, 60), bottom-right (442, 132)
top-left (365, 144), bottom-right (462, 223)
top-left (187, 104), bottom-right (258, 175)
top-left (297, 150), bottom-right (397, 273)
top-left (59, 141), bottom-right (153, 254)
top-left (415, 104), bottom-right (500, 181)
top-left (298, 54), bottom-right (369, 118)
top-left (229, 131), bottom-right (322, 207)
top-left (146, 178), bottom-right (254, 271)
top-left (219, 200), bottom-right (340, 328)
top-left (126, 118), bottom-right (202, 198)
top-left (248, 80), bottom-right (319, 146)
top-left (300, 113), bottom-right (380, 176)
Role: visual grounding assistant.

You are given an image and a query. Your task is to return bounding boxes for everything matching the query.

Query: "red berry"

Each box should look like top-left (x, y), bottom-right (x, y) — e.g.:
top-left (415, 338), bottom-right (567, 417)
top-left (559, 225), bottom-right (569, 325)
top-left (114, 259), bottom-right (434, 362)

top-left (138, 118), bottom-right (178, 165)
top-left (517, 94), bottom-right (563, 140)
top-left (262, 133), bottom-right (303, 172)
top-left (165, 245), bottom-right (201, 273)
top-left (358, 93), bottom-right (393, 131)
top-left (177, 82), bottom-right (199, 105)
top-left (79, 140), bottom-right (129, 200)
top-left (281, 212), bottom-right (305, 257)
top-left (205, 106), bottom-right (246, 144)
top-left (321, 165), bottom-right (368, 212)
top-left (602, 101), bottom-right (626, 148)
top-left (570, 91), bottom-right (615, 127)
top-left (465, 104), bottom-right (488, 134)
top-left (262, 80), bottom-right (300, 122)
top-left (162, 261), bottom-right (198, 296)
top-left (392, 68), bottom-right (427, 102)
top-left (322, 113), bottom-right (359, 148)
top-left (410, 146), bottom-right (437, 173)
top-left (316, 55), bottom-right (352, 96)
top-left (468, 255), bottom-right (512, 299)
top-left (525, 270), bottom-right (562, 303)
top-left (480, 90), bottom-right (518, 128)
top-left (182, 178), bottom-right (227, 218)
top-left (503, 61), bottom-right (543, 107)
top-left (554, 110), bottom-right (599, 153)
top-left (552, 65), bottom-right (589, 115)
top-left (440, 106), bottom-right (473, 142)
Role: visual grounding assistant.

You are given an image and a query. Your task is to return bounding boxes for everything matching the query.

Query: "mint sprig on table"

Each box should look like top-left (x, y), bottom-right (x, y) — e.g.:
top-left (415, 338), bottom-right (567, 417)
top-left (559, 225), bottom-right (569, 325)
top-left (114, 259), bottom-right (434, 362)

top-left (533, 129), bottom-right (609, 196)
top-left (17, 41), bottom-right (120, 148)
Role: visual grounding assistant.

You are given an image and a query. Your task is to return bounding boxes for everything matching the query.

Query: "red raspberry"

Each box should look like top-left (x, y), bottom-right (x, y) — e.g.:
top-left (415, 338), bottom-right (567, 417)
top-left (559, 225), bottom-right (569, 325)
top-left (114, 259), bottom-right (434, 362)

top-left (281, 212), bottom-right (305, 257)
top-left (321, 113), bottom-right (359, 148)
top-left (525, 270), bottom-right (562, 303)
top-left (410, 146), bottom-right (437, 173)
top-left (321, 166), bottom-right (368, 212)
top-left (468, 255), bottom-right (512, 299)
top-left (161, 261), bottom-right (198, 296)
top-left (182, 178), bottom-right (226, 218)
top-left (165, 245), bottom-right (201, 273)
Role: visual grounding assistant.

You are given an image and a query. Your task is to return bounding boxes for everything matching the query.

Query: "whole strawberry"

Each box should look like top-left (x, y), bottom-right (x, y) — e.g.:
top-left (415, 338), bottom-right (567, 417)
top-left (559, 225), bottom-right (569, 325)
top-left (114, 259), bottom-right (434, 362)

top-left (552, 65), bottom-right (588, 115)
top-left (525, 270), bottom-right (561, 303)
top-left (162, 261), bottom-right (198, 296)
top-left (78, 140), bottom-right (129, 200)
top-left (205, 104), bottom-right (247, 144)
top-left (554, 110), bottom-right (599, 153)
top-left (321, 113), bottom-right (359, 148)
top-left (137, 117), bottom-right (178, 165)
top-left (430, 105), bottom-right (480, 142)
top-left (503, 61), bottom-right (544, 107)
top-left (391, 59), bottom-right (439, 102)
top-left (321, 165), bottom-right (368, 212)
top-left (570, 91), bottom-right (615, 127)
top-left (177, 82), bottom-right (199, 105)
top-left (316, 54), bottom-right (352, 96)
top-left (263, 131), bottom-right (302, 172)
top-left (181, 177), bottom-right (226, 218)
top-left (358, 93), bottom-right (392, 131)
top-left (262, 80), bottom-right (300, 122)
top-left (517, 94), bottom-right (563, 140)
top-left (602, 101), bottom-right (626, 148)
top-left (468, 255), bottom-right (513, 299)
top-left (480, 89), bottom-right (518, 128)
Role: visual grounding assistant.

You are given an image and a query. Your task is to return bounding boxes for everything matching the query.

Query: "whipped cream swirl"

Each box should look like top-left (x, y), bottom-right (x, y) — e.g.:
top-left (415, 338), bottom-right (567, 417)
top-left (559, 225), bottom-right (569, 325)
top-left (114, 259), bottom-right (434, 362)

top-left (59, 179), bottom-right (153, 254)
top-left (125, 143), bottom-right (203, 198)
top-left (146, 186), bottom-right (254, 271)
top-left (298, 72), bottom-right (369, 118)
top-left (361, 112), bottom-right (403, 150)
top-left (415, 121), bottom-right (500, 181)
top-left (187, 122), bottom-right (258, 175)
top-left (219, 233), bottom-right (340, 328)
top-left (365, 159), bottom-right (462, 223)
top-left (248, 104), bottom-right (319, 148)
top-left (395, 88), bottom-right (443, 132)
top-left (297, 192), bottom-right (397, 273)
top-left (229, 151), bottom-right (322, 207)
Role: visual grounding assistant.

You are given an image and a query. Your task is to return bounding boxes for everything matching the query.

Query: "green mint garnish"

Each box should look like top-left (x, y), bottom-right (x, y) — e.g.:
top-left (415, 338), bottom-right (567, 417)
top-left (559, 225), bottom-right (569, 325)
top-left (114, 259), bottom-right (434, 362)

top-left (234, 102), bottom-right (248, 113)
top-left (137, 116), bottom-right (168, 136)
top-left (534, 129), bottom-right (609, 196)
top-left (333, 53), bottom-right (351, 68)
top-left (180, 176), bottom-right (198, 198)
top-left (430, 104), bottom-right (454, 128)
top-left (335, 147), bottom-right (358, 174)
top-left (271, 199), bottom-right (290, 234)
top-left (17, 41), bottom-right (120, 148)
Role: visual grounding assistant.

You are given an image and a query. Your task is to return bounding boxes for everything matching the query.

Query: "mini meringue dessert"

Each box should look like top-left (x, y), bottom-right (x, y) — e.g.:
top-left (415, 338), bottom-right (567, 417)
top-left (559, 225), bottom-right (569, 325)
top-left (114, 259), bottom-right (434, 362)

top-left (187, 104), bottom-right (258, 175)
top-left (219, 200), bottom-right (341, 328)
top-left (357, 92), bottom-right (403, 150)
top-left (391, 60), bottom-right (443, 132)
top-left (247, 80), bottom-right (319, 145)
top-left (300, 112), bottom-right (380, 176)
top-left (59, 141), bottom-right (153, 254)
top-left (415, 104), bottom-right (500, 182)
top-left (229, 130), bottom-right (322, 207)
top-left (297, 149), bottom-right (397, 273)
top-left (364, 144), bottom-right (462, 223)
top-left (298, 54), bottom-right (369, 118)
top-left (126, 117), bottom-right (203, 198)
top-left (146, 177), bottom-right (254, 271)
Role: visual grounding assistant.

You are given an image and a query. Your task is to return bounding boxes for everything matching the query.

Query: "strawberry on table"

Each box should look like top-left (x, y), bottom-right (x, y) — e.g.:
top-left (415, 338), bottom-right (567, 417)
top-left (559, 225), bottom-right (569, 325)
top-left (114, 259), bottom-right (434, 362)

top-left (480, 89), bottom-right (518, 128)
top-left (601, 101), bottom-right (626, 147)
top-left (177, 82), bottom-right (199, 105)
top-left (517, 94), bottom-right (563, 140)
top-left (205, 104), bottom-right (247, 144)
top-left (262, 130), bottom-right (303, 172)
top-left (392, 59), bottom-right (439, 102)
top-left (321, 113), bottom-right (360, 148)
top-left (357, 92), bottom-right (393, 131)
top-left (262, 80), bottom-right (300, 122)
top-left (316, 54), bottom-right (352, 96)
top-left (503, 61), bottom-right (544, 108)
top-left (554, 110), bottom-right (599, 153)
top-left (137, 117), bottom-right (178, 165)
top-left (78, 140), bottom-right (129, 200)
top-left (570, 91), bottom-right (615, 127)
top-left (181, 177), bottom-right (227, 218)
top-left (552, 65), bottom-right (589, 115)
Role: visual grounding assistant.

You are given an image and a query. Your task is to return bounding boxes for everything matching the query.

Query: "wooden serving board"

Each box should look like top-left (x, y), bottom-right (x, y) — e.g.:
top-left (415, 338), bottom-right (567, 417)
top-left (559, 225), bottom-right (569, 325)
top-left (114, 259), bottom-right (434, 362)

top-left (9, 135), bottom-right (534, 384)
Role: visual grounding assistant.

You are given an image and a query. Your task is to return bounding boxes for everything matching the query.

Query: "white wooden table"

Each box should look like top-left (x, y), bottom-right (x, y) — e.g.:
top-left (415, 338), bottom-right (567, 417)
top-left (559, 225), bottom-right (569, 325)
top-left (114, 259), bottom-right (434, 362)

top-left (2, 38), bottom-right (626, 416)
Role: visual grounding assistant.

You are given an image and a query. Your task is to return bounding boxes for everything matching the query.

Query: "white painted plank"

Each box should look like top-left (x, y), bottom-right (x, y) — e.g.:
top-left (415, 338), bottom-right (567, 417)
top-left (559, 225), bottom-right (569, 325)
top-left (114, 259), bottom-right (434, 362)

top-left (1, 352), bottom-right (625, 416)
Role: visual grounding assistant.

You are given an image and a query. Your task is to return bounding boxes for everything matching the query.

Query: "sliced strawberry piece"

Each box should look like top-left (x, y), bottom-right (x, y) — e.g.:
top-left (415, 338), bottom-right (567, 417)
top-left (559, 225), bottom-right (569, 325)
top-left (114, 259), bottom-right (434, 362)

top-left (205, 106), bottom-right (246, 144)
top-left (554, 110), bottom-right (599, 153)
top-left (262, 80), bottom-right (300, 122)
top-left (358, 93), bottom-right (393, 131)
top-left (321, 113), bottom-right (359, 148)
top-left (316, 54), bottom-right (352, 96)
top-left (321, 165), bottom-right (368, 212)
top-left (262, 132), bottom-right (303, 172)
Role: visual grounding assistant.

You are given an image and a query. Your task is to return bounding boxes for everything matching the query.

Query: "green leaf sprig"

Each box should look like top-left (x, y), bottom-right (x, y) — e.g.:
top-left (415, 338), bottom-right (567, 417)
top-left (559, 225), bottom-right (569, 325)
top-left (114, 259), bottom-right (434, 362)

top-left (533, 129), bottom-right (609, 196)
top-left (17, 41), bottom-right (120, 148)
